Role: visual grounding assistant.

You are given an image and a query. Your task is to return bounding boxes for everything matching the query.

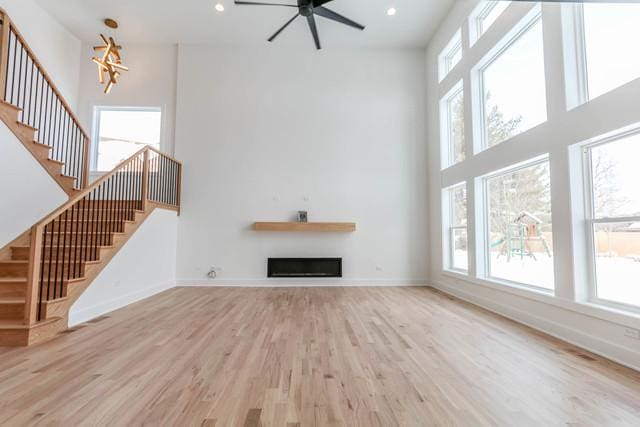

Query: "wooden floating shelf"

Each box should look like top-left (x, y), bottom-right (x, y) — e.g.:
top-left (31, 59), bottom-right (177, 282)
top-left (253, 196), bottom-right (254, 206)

top-left (253, 222), bottom-right (356, 233)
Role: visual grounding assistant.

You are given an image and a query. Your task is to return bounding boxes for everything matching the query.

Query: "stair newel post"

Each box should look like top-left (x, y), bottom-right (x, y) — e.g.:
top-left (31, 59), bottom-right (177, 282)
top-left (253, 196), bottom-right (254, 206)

top-left (24, 224), bottom-right (44, 326)
top-left (141, 149), bottom-right (150, 210)
top-left (0, 11), bottom-right (11, 99)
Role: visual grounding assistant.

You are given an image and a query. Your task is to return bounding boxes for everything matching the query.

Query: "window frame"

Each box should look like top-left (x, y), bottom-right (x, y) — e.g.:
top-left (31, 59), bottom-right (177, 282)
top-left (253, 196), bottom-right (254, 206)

top-left (439, 81), bottom-right (465, 169)
top-left (474, 6), bottom-right (545, 151)
top-left (91, 105), bottom-right (163, 173)
top-left (469, 1), bottom-right (512, 46)
top-left (481, 155), bottom-right (555, 293)
top-left (582, 128), bottom-right (640, 313)
top-left (443, 182), bottom-right (469, 274)
top-left (438, 30), bottom-right (462, 81)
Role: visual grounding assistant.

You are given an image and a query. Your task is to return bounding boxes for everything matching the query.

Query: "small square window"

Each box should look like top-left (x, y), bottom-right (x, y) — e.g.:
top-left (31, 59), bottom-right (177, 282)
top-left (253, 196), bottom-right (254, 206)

top-left (478, 10), bottom-right (547, 149)
top-left (484, 158), bottom-right (554, 290)
top-left (439, 30), bottom-right (462, 81)
top-left (92, 107), bottom-right (162, 172)
top-left (440, 82), bottom-right (465, 168)
top-left (444, 183), bottom-right (468, 272)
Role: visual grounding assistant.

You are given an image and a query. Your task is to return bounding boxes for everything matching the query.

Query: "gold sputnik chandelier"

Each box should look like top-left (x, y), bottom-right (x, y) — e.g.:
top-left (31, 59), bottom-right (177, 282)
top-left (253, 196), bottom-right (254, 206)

top-left (92, 19), bottom-right (128, 94)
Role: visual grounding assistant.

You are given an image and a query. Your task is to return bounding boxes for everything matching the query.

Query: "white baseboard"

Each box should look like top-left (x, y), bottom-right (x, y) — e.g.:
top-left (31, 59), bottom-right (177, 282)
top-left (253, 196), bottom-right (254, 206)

top-left (430, 280), bottom-right (640, 372)
top-left (177, 278), bottom-right (428, 288)
top-left (68, 281), bottom-right (176, 326)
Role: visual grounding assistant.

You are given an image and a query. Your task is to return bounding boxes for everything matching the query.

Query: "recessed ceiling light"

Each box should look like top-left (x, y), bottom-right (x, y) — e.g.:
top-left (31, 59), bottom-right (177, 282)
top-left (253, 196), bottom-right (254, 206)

top-left (215, 3), bottom-right (225, 12)
top-left (387, 7), bottom-right (397, 16)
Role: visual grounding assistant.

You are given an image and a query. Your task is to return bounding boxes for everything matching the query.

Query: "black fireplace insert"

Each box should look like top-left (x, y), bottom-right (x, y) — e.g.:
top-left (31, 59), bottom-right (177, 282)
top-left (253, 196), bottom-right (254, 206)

top-left (267, 258), bottom-right (342, 278)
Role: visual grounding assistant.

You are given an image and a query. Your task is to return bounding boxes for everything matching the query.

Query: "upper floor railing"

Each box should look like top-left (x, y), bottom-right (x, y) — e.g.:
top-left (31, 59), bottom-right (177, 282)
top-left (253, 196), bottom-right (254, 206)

top-left (0, 9), bottom-right (90, 189)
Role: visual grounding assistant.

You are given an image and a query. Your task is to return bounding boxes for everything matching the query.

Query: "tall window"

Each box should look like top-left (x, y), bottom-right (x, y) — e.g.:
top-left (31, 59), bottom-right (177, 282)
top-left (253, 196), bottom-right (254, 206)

top-left (484, 158), bottom-right (554, 290)
top-left (585, 131), bottom-right (640, 309)
top-left (583, 3), bottom-right (640, 100)
top-left (445, 183), bottom-right (468, 272)
top-left (439, 30), bottom-right (462, 81)
top-left (469, 1), bottom-right (511, 45)
top-left (93, 107), bottom-right (162, 172)
top-left (479, 11), bottom-right (547, 149)
top-left (440, 82), bottom-right (465, 168)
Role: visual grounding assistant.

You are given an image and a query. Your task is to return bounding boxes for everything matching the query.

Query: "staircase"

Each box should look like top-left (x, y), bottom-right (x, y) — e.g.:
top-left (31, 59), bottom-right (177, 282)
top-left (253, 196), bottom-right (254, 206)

top-left (0, 9), bottom-right (182, 346)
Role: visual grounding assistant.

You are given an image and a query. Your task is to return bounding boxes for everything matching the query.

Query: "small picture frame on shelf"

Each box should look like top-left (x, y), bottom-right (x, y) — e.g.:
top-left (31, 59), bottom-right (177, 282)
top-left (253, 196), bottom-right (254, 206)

top-left (298, 211), bottom-right (308, 223)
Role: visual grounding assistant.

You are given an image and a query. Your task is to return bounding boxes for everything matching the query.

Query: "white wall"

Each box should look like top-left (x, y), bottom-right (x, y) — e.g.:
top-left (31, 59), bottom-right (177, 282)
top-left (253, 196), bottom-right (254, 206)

top-left (426, 0), bottom-right (640, 370)
top-left (0, 0), bottom-right (80, 248)
top-left (174, 46), bottom-right (428, 286)
top-left (69, 208), bottom-right (178, 326)
top-left (0, 121), bottom-right (67, 248)
top-left (0, 0), bottom-right (81, 107)
top-left (77, 43), bottom-right (178, 168)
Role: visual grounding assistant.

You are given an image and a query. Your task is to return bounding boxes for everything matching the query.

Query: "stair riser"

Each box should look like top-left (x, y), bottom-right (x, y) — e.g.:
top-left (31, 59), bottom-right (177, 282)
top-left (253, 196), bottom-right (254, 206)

top-left (0, 303), bottom-right (24, 320)
top-left (76, 201), bottom-right (141, 208)
top-left (44, 235), bottom-right (114, 246)
top-left (0, 263), bottom-right (28, 278)
top-left (12, 247), bottom-right (104, 262)
top-left (0, 283), bottom-right (25, 298)
top-left (39, 264), bottom-right (86, 279)
top-left (16, 125), bottom-right (36, 142)
top-left (46, 222), bottom-right (125, 234)
top-left (72, 210), bottom-right (137, 220)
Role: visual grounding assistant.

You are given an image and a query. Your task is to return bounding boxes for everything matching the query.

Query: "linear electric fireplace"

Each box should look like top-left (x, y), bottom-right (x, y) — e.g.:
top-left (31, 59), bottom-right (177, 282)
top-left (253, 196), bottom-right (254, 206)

top-left (268, 258), bottom-right (342, 278)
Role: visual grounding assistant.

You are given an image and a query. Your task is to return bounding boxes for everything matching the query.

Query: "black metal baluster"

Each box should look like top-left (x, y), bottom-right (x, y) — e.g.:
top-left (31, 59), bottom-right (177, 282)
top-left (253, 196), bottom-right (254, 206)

top-left (15, 43), bottom-right (23, 110)
top-left (36, 70), bottom-right (43, 143)
top-left (20, 48), bottom-right (27, 118)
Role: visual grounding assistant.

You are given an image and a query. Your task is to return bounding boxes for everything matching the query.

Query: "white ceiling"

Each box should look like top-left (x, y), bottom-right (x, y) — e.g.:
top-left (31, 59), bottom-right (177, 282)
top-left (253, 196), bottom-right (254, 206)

top-left (35, 0), bottom-right (454, 49)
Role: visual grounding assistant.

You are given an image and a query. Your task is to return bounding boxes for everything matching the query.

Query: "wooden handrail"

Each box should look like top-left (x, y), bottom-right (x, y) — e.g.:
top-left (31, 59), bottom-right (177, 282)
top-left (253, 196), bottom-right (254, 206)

top-left (0, 9), bottom-right (89, 141)
top-left (147, 145), bottom-right (183, 166)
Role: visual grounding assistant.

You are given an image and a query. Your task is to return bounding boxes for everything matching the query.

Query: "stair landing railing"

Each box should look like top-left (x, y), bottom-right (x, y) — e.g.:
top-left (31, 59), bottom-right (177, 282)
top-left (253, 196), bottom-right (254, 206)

top-left (24, 146), bottom-right (181, 325)
top-left (0, 8), bottom-right (90, 189)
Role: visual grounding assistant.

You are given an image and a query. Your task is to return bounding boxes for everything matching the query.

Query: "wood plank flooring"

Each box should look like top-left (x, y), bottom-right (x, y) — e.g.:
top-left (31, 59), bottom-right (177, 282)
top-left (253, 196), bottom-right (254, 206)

top-left (0, 287), bottom-right (638, 426)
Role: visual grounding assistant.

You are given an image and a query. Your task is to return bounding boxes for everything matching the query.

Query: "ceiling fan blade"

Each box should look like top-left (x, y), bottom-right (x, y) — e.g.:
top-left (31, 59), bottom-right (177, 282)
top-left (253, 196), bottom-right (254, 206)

top-left (268, 13), bottom-right (300, 42)
top-left (312, 0), bottom-right (334, 5)
top-left (313, 6), bottom-right (365, 31)
top-left (306, 14), bottom-right (322, 50)
top-left (234, 1), bottom-right (298, 7)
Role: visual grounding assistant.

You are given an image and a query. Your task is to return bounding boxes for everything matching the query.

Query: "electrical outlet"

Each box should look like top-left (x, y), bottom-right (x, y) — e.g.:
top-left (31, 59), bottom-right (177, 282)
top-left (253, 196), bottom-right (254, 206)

top-left (375, 266), bottom-right (383, 272)
top-left (624, 328), bottom-right (640, 340)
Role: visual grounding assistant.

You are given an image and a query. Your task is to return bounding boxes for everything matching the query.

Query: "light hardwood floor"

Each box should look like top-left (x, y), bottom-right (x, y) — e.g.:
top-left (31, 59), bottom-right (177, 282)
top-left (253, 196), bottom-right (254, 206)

top-left (0, 287), bottom-right (638, 426)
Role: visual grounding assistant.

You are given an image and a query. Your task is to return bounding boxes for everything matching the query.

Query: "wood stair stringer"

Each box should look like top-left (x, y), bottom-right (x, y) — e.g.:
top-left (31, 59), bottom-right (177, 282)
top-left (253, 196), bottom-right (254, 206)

top-left (0, 100), bottom-right (78, 196)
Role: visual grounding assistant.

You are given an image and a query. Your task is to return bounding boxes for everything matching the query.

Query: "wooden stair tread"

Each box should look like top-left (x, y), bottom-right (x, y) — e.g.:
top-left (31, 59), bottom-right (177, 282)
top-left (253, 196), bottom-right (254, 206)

top-left (0, 278), bottom-right (27, 283)
top-left (16, 121), bottom-right (37, 131)
top-left (0, 99), bottom-right (21, 112)
top-left (0, 298), bottom-right (25, 304)
top-left (45, 157), bottom-right (63, 165)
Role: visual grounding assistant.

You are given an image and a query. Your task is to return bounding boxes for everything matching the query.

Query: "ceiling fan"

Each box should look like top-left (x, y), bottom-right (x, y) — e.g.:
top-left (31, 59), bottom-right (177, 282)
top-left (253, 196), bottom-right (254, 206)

top-left (234, 0), bottom-right (365, 50)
